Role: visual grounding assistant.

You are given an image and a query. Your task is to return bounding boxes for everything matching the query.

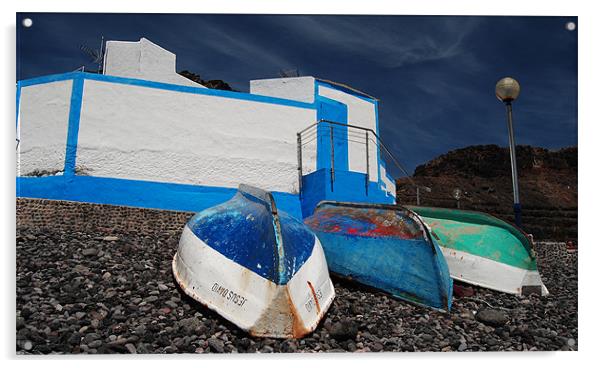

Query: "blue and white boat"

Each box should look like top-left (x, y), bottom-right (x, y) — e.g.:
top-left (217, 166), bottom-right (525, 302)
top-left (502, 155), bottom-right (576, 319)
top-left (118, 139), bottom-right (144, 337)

top-left (304, 201), bottom-right (453, 311)
top-left (172, 184), bottom-right (335, 338)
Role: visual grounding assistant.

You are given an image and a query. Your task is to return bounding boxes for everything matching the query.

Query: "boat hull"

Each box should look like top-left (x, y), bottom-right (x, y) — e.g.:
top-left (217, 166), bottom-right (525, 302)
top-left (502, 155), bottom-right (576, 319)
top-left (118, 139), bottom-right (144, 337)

top-left (407, 206), bottom-right (549, 296)
top-left (172, 185), bottom-right (335, 338)
top-left (304, 202), bottom-right (453, 311)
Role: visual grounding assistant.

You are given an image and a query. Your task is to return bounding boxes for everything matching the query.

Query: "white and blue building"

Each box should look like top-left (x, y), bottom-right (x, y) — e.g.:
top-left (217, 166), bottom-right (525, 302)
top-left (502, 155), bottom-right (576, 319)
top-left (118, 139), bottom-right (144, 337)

top-left (16, 38), bottom-right (397, 220)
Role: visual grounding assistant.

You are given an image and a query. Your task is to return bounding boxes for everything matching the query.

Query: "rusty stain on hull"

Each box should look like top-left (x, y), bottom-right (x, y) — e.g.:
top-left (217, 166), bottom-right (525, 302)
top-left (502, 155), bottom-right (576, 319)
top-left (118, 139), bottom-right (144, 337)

top-left (306, 281), bottom-right (321, 315)
top-left (247, 282), bottom-right (293, 338)
top-left (286, 286), bottom-right (312, 338)
top-left (246, 282), bottom-right (330, 339)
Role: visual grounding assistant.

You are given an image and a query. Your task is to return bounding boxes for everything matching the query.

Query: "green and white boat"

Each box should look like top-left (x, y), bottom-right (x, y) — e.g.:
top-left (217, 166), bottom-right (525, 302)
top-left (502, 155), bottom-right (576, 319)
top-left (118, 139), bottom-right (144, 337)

top-left (406, 206), bottom-right (549, 296)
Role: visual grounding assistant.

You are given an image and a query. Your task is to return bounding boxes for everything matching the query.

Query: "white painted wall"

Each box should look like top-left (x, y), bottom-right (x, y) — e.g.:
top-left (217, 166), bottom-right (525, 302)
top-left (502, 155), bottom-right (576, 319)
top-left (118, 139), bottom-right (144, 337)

top-left (300, 138), bottom-right (318, 176)
top-left (250, 77), bottom-right (316, 104)
top-left (380, 164), bottom-right (396, 197)
top-left (250, 77), bottom-right (318, 175)
top-left (76, 80), bottom-right (317, 193)
top-left (317, 85), bottom-right (379, 181)
top-left (17, 80), bottom-right (72, 176)
top-left (103, 38), bottom-right (204, 88)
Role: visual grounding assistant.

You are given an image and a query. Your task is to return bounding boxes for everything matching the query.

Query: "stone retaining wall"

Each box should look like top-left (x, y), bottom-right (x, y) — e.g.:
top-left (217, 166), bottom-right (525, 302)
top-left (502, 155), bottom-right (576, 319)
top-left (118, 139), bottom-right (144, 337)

top-left (16, 198), bottom-right (194, 235)
top-left (17, 198), bottom-right (577, 265)
top-left (533, 241), bottom-right (578, 266)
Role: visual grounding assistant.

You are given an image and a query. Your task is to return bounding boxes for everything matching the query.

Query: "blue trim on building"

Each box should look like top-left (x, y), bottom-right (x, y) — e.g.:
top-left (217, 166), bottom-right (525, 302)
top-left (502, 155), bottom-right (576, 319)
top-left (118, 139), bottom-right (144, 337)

top-left (315, 97), bottom-right (348, 173)
top-left (16, 175), bottom-right (303, 220)
top-left (18, 72), bottom-right (82, 87)
top-left (63, 76), bottom-right (84, 176)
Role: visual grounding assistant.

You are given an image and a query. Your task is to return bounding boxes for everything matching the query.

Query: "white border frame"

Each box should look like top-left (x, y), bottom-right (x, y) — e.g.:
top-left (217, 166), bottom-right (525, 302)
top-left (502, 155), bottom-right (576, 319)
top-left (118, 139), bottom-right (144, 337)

top-left (4, 2), bottom-right (597, 367)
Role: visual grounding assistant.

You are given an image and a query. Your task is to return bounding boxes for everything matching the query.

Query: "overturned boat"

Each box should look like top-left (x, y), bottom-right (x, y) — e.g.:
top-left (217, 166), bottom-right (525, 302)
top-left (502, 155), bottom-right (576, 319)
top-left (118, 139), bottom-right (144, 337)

top-left (172, 184), bottom-right (335, 338)
top-left (406, 206), bottom-right (549, 296)
top-left (304, 202), bottom-right (453, 311)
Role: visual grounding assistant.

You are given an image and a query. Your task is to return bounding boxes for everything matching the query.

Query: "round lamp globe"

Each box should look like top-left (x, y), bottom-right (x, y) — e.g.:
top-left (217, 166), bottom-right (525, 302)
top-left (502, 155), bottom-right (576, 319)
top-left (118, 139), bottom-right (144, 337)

top-left (495, 77), bottom-right (520, 103)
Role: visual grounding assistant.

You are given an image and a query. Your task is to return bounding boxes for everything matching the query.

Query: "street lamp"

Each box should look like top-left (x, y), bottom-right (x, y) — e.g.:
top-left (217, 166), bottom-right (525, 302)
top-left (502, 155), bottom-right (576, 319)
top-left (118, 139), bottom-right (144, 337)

top-left (416, 185), bottom-right (431, 206)
top-left (495, 77), bottom-right (522, 227)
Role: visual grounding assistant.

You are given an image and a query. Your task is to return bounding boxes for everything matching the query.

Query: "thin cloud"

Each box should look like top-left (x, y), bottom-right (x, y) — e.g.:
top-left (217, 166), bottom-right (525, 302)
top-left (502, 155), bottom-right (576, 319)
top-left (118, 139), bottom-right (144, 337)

top-left (277, 16), bottom-right (482, 69)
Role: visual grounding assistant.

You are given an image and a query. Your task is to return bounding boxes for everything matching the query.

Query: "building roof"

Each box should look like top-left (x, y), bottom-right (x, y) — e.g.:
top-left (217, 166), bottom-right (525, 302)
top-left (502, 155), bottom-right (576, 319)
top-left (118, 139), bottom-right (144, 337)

top-left (315, 78), bottom-right (379, 101)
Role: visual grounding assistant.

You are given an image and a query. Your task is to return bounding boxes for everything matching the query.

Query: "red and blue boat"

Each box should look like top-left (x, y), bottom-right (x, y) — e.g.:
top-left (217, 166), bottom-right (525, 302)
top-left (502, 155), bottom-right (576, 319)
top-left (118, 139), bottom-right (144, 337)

top-left (304, 201), bottom-right (453, 311)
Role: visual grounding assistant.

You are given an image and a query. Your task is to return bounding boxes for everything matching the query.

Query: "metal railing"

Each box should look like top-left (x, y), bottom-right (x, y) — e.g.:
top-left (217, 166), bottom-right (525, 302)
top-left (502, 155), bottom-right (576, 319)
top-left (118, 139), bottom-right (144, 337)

top-left (297, 119), bottom-right (419, 200)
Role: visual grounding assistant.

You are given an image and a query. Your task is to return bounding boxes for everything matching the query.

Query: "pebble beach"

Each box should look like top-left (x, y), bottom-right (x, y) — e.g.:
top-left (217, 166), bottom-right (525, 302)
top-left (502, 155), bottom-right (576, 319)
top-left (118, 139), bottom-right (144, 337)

top-left (16, 224), bottom-right (577, 354)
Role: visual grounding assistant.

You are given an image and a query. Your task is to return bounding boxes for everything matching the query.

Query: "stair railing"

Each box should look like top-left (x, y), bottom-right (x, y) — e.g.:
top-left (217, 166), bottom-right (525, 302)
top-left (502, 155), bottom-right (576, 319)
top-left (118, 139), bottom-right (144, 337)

top-left (297, 119), bottom-right (419, 202)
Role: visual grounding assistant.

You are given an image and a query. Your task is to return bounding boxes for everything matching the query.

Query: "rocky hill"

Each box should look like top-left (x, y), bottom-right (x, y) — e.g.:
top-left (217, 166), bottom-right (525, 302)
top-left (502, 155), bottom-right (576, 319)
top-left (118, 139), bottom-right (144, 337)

top-left (397, 145), bottom-right (577, 241)
top-left (178, 70), bottom-right (235, 91)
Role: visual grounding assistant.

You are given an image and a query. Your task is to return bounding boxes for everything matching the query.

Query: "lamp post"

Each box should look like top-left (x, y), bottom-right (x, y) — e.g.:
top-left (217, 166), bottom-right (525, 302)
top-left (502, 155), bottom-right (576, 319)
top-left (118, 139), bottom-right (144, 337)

top-left (495, 77), bottom-right (522, 227)
top-left (453, 188), bottom-right (462, 209)
top-left (416, 185), bottom-right (431, 206)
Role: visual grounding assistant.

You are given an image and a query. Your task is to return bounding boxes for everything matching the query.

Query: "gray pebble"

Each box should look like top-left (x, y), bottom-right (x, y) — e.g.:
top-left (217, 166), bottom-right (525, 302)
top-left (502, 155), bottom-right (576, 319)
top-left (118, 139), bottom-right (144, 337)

top-left (15, 221), bottom-right (577, 354)
top-left (81, 248), bottom-right (98, 256)
top-left (125, 343), bottom-right (137, 354)
top-left (208, 337), bottom-right (224, 353)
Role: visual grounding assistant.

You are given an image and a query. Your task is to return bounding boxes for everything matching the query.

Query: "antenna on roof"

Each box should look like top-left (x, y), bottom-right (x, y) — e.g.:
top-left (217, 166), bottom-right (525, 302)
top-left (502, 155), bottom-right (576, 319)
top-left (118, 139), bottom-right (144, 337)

top-left (79, 36), bottom-right (105, 73)
top-left (279, 68), bottom-right (300, 78)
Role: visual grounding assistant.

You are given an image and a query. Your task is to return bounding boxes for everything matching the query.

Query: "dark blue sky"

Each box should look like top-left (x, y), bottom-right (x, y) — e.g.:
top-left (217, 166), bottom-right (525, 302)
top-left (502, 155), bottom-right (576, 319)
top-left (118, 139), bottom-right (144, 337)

top-left (16, 13), bottom-right (577, 178)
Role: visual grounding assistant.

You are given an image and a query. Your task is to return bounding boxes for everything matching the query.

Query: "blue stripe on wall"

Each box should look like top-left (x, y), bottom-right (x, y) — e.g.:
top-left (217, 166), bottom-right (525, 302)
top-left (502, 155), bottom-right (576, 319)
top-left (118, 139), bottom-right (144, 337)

top-left (16, 175), bottom-right (303, 220)
top-left (63, 76), bottom-right (84, 176)
top-left (18, 72), bottom-right (82, 87)
top-left (18, 72), bottom-right (317, 110)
